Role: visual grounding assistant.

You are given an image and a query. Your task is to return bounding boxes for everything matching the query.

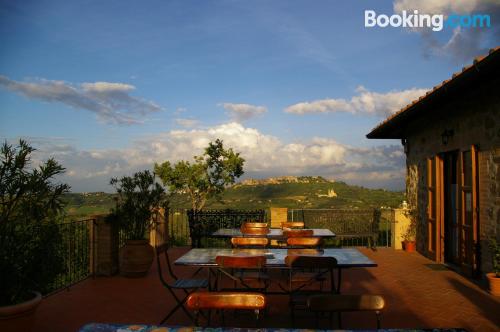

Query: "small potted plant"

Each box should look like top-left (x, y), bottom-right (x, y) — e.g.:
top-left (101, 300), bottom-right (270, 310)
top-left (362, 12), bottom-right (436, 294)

top-left (108, 170), bottom-right (167, 277)
top-left (402, 209), bottom-right (417, 252)
top-left (0, 141), bottom-right (67, 327)
top-left (486, 238), bottom-right (500, 296)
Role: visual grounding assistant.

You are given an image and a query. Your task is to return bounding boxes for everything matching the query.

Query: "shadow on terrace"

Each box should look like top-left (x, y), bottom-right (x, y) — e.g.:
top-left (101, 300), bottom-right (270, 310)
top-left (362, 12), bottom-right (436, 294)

top-left (2, 208), bottom-right (499, 332)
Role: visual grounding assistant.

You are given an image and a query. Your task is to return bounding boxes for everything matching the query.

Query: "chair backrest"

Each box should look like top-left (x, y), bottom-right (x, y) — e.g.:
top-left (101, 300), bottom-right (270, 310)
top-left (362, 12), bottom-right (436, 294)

top-left (155, 244), bottom-right (177, 286)
top-left (284, 229), bottom-right (313, 237)
top-left (240, 226), bottom-right (270, 235)
top-left (281, 221), bottom-right (305, 229)
top-left (307, 294), bottom-right (385, 312)
top-left (186, 292), bottom-right (266, 310)
top-left (216, 255), bottom-right (267, 268)
top-left (231, 237), bottom-right (269, 248)
top-left (285, 255), bottom-right (338, 269)
top-left (287, 237), bottom-right (322, 248)
top-left (243, 222), bottom-right (268, 228)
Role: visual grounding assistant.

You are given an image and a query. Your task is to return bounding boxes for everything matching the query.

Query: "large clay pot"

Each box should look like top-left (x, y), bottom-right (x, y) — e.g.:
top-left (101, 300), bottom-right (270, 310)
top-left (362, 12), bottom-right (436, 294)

top-left (486, 273), bottom-right (500, 296)
top-left (403, 240), bottom-right (416, 252)
top-left (119, 240), bottom-right (154, 277)
top-left (0, 291), bottom-right (42, 332)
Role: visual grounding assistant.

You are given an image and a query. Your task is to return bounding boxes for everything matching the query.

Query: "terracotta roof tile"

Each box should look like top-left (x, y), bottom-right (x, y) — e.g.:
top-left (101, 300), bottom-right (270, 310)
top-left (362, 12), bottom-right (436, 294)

top-left (367, 47), bottom-right (500, 137)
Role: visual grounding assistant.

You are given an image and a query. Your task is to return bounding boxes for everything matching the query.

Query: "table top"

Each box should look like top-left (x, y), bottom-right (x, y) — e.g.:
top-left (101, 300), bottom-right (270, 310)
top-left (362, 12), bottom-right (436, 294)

top-left (174, 248), bottom-right (376, 268)
top-left (79, 323), bottom-right (468, 332)
top-left (212, 228), bottom-right (335, 238)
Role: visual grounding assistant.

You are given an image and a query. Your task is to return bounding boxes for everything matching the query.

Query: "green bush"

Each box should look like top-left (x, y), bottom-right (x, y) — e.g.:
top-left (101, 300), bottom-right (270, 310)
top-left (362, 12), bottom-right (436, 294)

top-left (108, 170), bottom-right (168, 241)
top-left (0, 140), bottom-right (69, 306)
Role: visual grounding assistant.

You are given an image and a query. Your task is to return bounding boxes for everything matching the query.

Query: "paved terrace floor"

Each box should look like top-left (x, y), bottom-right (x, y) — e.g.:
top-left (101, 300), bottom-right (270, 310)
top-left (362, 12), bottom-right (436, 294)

top-left (3, 248), bottom-right (500, 332)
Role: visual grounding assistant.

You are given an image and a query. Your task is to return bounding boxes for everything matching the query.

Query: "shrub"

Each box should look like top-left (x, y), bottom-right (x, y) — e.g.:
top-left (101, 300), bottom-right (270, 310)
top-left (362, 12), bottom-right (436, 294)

top-left (0, 140), bottom-right (69, 306)
top-left (108, 170), bottom-right (168, 241)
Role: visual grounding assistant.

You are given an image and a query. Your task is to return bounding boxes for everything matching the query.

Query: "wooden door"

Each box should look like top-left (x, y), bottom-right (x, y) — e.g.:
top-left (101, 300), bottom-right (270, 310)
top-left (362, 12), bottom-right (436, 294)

top-left (458, 146), bottom-right (479, 276)
top-left (427, 155), bottom-right (444, 262)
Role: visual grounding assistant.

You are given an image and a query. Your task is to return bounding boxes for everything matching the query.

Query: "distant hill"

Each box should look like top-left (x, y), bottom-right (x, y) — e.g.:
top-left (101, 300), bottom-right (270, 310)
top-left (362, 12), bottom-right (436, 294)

top-left (62, 176), bottom-right (404, 218)
top-left (170, 176), bottom-right (404, 210)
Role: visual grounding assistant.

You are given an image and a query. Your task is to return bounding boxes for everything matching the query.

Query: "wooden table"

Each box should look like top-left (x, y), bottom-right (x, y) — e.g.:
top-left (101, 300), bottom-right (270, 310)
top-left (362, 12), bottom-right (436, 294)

top-left (175, 248), bottom-right (376, 293)
top-left (211, 228), bottom-right (336, 239)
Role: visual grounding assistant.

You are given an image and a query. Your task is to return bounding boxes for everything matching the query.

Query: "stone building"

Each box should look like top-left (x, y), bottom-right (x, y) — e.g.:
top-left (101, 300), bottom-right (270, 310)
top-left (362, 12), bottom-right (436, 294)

top-left (367, 47), bottom-right (500, 278)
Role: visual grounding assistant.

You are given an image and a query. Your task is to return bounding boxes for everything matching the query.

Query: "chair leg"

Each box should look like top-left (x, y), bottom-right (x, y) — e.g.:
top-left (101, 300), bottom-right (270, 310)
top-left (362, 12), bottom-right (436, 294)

top-left (337, 312), bottom-right (342, 329)
top-left (160, 288), bottom-right (197, 324)
top-left (376, 311), bottom-right (381, 329)
top-left (336, 269), bottom-right (342, 294)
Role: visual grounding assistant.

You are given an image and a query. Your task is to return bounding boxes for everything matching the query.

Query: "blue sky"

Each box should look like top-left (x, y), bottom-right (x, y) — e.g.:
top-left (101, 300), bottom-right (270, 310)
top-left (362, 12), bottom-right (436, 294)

top-left (1, 0), bottom-right (499, 192)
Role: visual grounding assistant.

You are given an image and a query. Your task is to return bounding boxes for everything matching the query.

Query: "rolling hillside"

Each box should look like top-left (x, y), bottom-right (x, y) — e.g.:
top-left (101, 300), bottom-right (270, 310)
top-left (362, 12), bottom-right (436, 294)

top-left (63, 176), bottom-right (404, 218)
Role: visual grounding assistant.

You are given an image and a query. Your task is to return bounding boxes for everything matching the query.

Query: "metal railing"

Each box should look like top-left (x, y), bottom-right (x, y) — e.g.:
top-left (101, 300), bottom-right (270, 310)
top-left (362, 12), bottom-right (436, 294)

top-left (187, 209), bottom-right (266, 247)
top-left (288, 208), bottom-right (392, 247)
top-left (46, 218), bottom-right (94, 295)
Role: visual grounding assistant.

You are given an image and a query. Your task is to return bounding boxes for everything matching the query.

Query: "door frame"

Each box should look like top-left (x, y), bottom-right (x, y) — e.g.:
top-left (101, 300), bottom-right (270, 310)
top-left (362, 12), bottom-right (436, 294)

top-left (426, 145), bottom-right (480, 275)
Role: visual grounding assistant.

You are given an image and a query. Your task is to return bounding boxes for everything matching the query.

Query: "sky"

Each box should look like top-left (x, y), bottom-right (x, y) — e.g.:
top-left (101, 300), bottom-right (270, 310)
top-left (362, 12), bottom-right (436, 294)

top-left (1, 0), bottom-right (499, 192)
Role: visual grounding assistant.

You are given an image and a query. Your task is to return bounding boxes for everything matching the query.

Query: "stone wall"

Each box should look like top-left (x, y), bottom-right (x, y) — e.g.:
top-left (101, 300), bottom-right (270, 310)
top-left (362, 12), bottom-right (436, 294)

top-left (404, 82), bottom-right (500, 274)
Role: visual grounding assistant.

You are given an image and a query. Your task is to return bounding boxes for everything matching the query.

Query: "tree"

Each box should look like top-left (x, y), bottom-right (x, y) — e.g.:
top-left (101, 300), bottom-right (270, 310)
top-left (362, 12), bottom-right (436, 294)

top-left (154, 139), bottom-right (244, 210)
top-left (0, 140), bottom-right (69, 305)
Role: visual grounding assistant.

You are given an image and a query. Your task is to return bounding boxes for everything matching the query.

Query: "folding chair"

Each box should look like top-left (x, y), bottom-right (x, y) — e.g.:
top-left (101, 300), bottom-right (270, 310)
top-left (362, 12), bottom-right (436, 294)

top-left (155, 244), bottom-right (209, 324)
top-left (283, 229), bottom-right (314, 237)
top-left (186, 292), bottom-right (266, 327)
top-left (307, 294), bottom-right (385, 329)
top-left (240, 226), bottom-right (270, 236)
top-left (242, 222), bottom-right (268, 228)
top-left (283, 255), bottom-right (338, 320)
top-left (286, 237), bottom-right (322, 249)
top-left (215, 255), bottom-right (269, 292)
top-left (231, 237), bottom-right (269, 248)
top-left (281, 221), bottom-right (305, 229)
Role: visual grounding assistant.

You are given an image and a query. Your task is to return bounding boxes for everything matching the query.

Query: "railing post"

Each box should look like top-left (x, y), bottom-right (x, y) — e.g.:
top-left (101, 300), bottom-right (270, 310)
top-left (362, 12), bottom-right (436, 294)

top-left (90, 214), bottom-right (119, 276)
top-left (391, 208), bottom-right (410, 250)
top-left (150, 208), bottom-right (169, 248)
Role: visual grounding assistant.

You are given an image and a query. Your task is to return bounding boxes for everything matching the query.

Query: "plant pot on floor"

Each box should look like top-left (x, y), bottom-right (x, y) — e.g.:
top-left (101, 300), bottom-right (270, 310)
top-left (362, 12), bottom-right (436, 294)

top-left (486, 273), bottom-right (500, 296)
top-left (0, 291), bottom-right (42, 332)
top-left (119, 240), bottom-right (154, 277)
top-left (403, 240), bottom-right (416, 252)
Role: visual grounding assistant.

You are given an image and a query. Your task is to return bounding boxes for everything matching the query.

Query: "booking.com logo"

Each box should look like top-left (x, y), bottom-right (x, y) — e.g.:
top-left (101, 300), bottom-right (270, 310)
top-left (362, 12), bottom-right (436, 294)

top-left (365, 10), bottom-right (491, 32)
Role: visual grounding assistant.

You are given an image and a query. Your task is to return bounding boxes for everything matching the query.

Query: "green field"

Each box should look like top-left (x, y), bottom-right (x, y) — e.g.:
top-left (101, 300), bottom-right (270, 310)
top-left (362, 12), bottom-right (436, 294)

top-left (62, 176), bottom-right (404, 219)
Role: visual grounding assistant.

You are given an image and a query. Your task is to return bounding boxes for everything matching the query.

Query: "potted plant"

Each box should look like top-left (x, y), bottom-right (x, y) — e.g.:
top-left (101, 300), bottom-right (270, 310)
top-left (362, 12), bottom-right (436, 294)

top-left (0, 141), bottom-right (67, 327)
top-left (486, 238), bottom-right (500, 296)
top-left (108, 170), bottom-right (167, 277)
top-left (402, 209), bottom-right (417, 252)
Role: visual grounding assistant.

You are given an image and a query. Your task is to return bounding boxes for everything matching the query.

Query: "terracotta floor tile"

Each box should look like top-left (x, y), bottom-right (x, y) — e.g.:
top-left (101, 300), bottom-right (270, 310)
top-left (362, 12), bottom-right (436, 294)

top-left (1, 247), bottom-right (499, 332)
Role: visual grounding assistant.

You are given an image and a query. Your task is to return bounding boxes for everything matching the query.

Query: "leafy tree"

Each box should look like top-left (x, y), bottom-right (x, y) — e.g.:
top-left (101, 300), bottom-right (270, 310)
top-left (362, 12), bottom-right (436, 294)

top-left (108, 170), bottom-right (168, 240)
top-left (154, 139), bottom-right (244, 210)
top-left (0, 140), bottom-right (69, 305)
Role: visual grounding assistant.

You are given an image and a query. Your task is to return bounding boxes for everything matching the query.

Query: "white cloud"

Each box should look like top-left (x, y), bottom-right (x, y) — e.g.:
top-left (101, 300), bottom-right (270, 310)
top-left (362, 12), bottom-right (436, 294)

top-left (393, 0), bottom-right (500, 61)
top-left (23, 123), bottom-right (405, 192)
top-left (284, 86), bottom-right (428, 117)
top-left (175, 118), bottom-right (200, 128)
top-left (219, 103), bottom-right (267, 122)
top-left (0, 75), bottom-right (164, 125)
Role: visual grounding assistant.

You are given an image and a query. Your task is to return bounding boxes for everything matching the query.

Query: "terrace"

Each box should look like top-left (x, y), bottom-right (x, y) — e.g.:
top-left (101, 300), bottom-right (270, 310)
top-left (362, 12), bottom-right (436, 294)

top-left (2, 209), bottom-right (499, 332)
top-left (4, 247), bottom-right (500, 332)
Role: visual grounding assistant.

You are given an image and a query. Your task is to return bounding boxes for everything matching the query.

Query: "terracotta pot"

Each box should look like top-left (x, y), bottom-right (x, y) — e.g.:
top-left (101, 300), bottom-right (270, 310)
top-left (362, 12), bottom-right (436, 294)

top-left (119, 239), bottom-right (154, 277)
top-left (403, 240), bottom-right (416, 252)
top-left (486, 273), bottom-right (500, 296)
top-left (0, 291), bottom-right (42, 332)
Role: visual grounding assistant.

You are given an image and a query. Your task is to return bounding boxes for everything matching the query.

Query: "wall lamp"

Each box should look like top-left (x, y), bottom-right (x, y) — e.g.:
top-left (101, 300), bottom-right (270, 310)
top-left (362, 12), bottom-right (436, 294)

top-left (441, 129), bottom-right (454, 145)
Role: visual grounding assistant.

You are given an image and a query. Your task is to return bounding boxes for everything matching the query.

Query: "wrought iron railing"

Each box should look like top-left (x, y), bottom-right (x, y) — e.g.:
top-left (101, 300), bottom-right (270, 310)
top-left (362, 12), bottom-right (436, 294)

top-left (46, 218), bottom-right (94, 295)
top-left (288, 208), bottom-right (392, 247)
top-left (187, 209), bottom-right (266, 247)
